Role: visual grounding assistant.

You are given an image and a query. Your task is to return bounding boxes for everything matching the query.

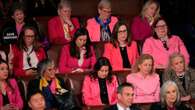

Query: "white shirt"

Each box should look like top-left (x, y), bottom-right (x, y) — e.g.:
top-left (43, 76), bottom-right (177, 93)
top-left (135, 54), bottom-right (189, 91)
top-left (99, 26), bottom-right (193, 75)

top-left (117, 103), bottom-right (130, 110)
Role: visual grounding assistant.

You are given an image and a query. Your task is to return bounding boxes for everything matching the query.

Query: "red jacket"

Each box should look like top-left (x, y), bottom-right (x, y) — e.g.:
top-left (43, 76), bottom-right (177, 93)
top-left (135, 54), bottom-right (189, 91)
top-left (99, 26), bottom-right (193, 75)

top-left (82, 75), bottom-right (118, 106)
top-left (48, 16), bottom-right (80, 45)
top-left (12, 45), bottom-right (46, 77)
top-left (103, 41), bottom-right (139, 70)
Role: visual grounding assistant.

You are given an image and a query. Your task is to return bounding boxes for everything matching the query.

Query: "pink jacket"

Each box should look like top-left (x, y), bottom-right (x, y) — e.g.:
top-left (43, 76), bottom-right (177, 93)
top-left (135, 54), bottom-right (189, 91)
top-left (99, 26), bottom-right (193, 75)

top-left (82, 75), bottom-right (118, 106)
top-left (131, 16), bottom-right (152, 41)
top-left (12, 45), bottom-right (46, 77)
top-left (142, 35), bottom-right (190, 68)
top-left (86, 16), bottom-right (118, 42)
top-left (0, 79), bottom-right (23, 109)
top-left (103, 41), bottom-right (139, 70)
top-left (126, 72), bottom-right (160, 103)
top-left (48, 16), bottom-right (80, 45)
top-left (58, 44), bottom-right (96, 73)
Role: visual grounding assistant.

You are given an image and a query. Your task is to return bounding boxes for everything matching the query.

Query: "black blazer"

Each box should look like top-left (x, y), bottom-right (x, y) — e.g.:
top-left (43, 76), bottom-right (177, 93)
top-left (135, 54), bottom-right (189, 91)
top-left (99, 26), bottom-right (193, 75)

top-left (105, 104), bottom-right (141, 110)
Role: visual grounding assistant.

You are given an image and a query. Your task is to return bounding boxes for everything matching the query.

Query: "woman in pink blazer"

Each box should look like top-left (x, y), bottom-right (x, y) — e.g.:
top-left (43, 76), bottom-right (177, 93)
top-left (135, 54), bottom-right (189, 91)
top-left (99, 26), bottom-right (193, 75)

top-left (104, 20), bottom-right (139, 70)
top-left (142, 17), bottom-right (190, 69)
top-left (48, 0), bottom-right (80, 45)
top-left (82, 57), bottom-right (118, 106)
top-left (0, 59), bottom-right (23, 110)
top-left (12, 25), bottom-right (46, 77)
top-left (126, 54), bottom-right (160, 109)
top-left (86, 0), bottom-right (118, 42)
top-left (59, 28), bottom-right (96, 73)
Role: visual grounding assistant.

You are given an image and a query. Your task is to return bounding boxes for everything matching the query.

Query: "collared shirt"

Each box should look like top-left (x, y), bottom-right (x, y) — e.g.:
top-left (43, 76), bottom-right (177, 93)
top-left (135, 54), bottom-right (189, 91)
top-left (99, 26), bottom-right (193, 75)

top-left (117, 103), bottom-right (130, 110)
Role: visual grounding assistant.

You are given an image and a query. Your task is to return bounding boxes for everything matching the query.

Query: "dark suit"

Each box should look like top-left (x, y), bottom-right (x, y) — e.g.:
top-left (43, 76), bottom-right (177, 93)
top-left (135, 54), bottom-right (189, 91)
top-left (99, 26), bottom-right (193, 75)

top-left (150, 103), bottom-right (192, 110)
top-left (105, 104), bottom-right (141, 110)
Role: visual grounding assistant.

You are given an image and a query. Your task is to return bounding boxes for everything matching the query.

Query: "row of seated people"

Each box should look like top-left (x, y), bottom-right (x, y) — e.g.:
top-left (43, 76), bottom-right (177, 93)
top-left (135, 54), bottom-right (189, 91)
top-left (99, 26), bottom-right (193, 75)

top-left (0, 53), bottom-right (194, 110)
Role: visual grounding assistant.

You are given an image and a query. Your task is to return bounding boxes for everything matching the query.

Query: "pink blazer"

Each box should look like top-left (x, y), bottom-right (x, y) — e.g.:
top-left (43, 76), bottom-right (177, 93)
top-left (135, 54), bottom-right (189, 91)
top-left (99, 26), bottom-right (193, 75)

top-left (58, 44), bottom-right (96, 73)
top-left (48, 16), bottom-right (80, 45)
top-left (12, 45), bottom-right (46, 77)
top-left (126, 72), bottom-right (160, 103)
top-left (131, 16), bottom-right (152, 41)
top-left (86, 16), bottom-right (118, 42)
top-left (103, 41), bottom-right (139, 70)
top-left (0, 79), bottom-right (23, 109)
top-left (142, 35), bottom-right (190, 68)
top-left (82, 75), bottom-right (118, 106)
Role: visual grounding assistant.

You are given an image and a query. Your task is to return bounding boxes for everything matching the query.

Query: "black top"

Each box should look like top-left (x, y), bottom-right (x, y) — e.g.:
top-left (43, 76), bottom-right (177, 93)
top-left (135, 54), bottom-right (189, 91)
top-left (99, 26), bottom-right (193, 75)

top-left (150, 103), bottom-right (192, 110)
top-left (178, 76), bottom-right (186, 91)
top-left (98, 78), bottom-right (109, 104)
top-left (2, 93), bottom-right (9, 106)
top-left (104, 104), bottom-right (141, 110)
top-left (119, 47), bottom-right (131, 68)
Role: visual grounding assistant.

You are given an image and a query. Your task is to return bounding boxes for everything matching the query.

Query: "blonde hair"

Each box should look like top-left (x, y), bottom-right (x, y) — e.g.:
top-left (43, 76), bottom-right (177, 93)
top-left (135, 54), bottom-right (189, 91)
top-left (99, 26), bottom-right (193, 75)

top-left (141, 0), bottom-right (160, 20)
top-left (98, 0), bottom-right (111, 9)
top-left (132, 54), bottom-right (154, 74)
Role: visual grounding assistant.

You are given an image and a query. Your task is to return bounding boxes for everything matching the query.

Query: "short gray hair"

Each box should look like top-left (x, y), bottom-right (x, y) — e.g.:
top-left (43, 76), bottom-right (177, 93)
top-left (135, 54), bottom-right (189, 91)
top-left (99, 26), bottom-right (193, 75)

top-left (98, 0), bottom-right (111, 9)
top-left (58, 0), bottom-right (71, 10)
top-left (37, 58), bottom-right (54, 76)
top-left (161, 81), bottom-right (180, 106)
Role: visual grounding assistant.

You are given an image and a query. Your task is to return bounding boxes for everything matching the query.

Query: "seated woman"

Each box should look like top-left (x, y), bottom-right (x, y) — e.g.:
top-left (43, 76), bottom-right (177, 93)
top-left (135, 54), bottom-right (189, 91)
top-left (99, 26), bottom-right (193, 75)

top-left (48, 0), bottom-right (80, 45)
top-left (131, 0), bottom-right (160, 51)
top-left (86, 0), bottom-right (118, 42)
top-left (58, 28), bottom-right (96, 73)
top-left (163, 53), bottom-right (195, 102)
top-left (28, 58), bottom-right (78, 110)
top-left (12, 25), bottom-right (46, 77)
top-left (27, 90), bottom-right (46, 110)
top-left (0, 59), bottom-right (23, 110)
top-left (82, 57), bottom-right (118, 106)
top-left (150, 81), bottom-right (192, 110)
top-left (142, 17), bottom-right (189, 69)
top-left (103, 20), bottom-right (139, 70)
top-left (126, 54), bottom-right (160, 108)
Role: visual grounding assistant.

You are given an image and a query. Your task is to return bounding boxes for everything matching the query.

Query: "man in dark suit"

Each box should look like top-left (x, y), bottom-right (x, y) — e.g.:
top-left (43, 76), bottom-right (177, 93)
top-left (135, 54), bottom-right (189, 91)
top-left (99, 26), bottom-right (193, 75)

top-left (105, 82), bottom-right (140, 110)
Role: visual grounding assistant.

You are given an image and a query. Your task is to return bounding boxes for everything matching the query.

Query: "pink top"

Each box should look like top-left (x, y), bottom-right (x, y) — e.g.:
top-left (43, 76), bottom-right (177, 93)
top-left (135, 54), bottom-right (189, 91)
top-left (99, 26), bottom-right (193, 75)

top-left (131, 16), bottom-right (152, 41)
top-left (126, 72), bottom-right (160, 103)
top-left (86, 16), bottom-right (118, 42)
top-left (142, 35), bottom-right (190, 68)
top-left (0, 79), bottom-right (23, 109)
top-left (82, 75), bottom-right (118, 106)
top-left (48, 16), bottom-right (80, 45)
top-left (103, 41), bottom-right (139, 70)
top-left (58, 44), bottom-right (96, 73)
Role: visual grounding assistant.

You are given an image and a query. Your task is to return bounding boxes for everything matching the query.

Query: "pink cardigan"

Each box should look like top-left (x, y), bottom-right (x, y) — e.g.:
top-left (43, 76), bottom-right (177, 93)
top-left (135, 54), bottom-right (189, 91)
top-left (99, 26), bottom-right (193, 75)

top-left (82, 75), bottom-right (118, 106)
top-left (12, 45), bottom-right (46, 77)
top-left (48, 16), bottom-right (80, 45)
top-left (0, 79), bottom-right (23, 109)
top-left (86, 16), bottom-right (118, 42)
top-left (142, 35), bottom-right (190, 68)
top-left (126, 72), bottom-right (160, 103)
top-left (58, 44), bottom-right (96, 73)
top-left (103, 41), bottom-right (139, 70)
top-left (131, 16), bottom-right (152, 41)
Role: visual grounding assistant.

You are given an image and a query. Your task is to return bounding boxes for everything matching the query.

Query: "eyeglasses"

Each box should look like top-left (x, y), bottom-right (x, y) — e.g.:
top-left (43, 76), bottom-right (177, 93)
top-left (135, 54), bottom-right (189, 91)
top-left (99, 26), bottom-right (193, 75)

top-left (101, 9), bottom-right (112, 14)
top-left (118, 30), bottom-right (127, 34)
top-left (155, 24), bottom-right (167, 29)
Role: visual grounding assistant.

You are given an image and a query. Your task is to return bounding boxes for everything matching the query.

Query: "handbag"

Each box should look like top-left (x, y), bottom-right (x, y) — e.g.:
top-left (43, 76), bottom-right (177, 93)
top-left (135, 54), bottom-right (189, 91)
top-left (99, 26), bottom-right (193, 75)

top-left (54, 89), bottom-right (78, 110)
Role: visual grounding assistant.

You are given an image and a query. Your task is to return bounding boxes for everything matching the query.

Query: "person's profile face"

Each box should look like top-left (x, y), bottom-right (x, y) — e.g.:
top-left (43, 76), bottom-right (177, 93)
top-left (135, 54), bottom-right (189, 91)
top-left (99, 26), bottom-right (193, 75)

top-left (118, 87), bottom-right (134, 108)
top-left (28, 93), bottom-right (46, 110)
top-left (0, 63), bottom-right (8, 80)
top-left (97, 65), bottom-right (109, 79)
top-left (12, 9), bottom-right (25, 24)
top-left (171, 56), bottom-right (185, 74)
top-left (165, 85), bottom-right (177, 106)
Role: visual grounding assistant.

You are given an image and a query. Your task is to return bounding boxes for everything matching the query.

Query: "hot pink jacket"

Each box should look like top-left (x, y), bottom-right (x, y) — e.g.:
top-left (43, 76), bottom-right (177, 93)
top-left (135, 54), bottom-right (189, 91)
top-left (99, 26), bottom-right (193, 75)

top-left (58, 44), bottom-right (96, 73)
top-left (103, 41), bottom-right (139, 70)
top-left (48, 16), bottom-right (80, 45)
top-left (126, 72), bottom-right (160, 103)
top-left (82, 75), bottom-right (118, 106)
top-left (86, 16), bottom-right (118, 42)
top-left (12, 45), bottom-right (46, 77)
top-left (0, 79), bottom-right (23, 109)
top-left (142, 35), bottom-right (190, 68)
top-left (131, 16), bottom-right (152, 41)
